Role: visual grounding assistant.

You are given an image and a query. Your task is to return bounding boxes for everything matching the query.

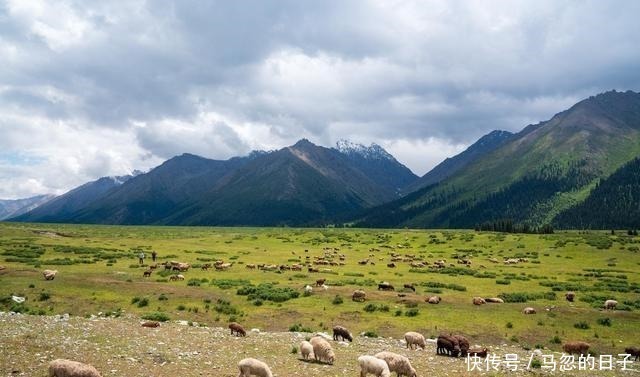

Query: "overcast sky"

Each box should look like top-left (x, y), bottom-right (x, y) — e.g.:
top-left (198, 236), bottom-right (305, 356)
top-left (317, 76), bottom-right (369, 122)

top-left (1, 0), bottom-right (640, 199)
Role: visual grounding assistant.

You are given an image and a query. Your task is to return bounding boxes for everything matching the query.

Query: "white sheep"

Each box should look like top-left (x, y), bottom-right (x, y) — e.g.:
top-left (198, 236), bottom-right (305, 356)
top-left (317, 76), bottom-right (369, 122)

top-left (375, 351), bottom-right (417, 377)
top-left (304, 285), bottom-right (313, 294)
top-left (43, 269), bottom-right (58, 281)
top-left (300, 340), bottom-right (314, 360)
top-left (310, 336), bottom-right (335, 364)
top-left (358, 355), bottom-right (391, 377)
top-left (404, 331), bottom-right (426, 350)
top-left (237, 358), bottom-right (273, 377)
top-left (48, 359), bottom-right (102, 377)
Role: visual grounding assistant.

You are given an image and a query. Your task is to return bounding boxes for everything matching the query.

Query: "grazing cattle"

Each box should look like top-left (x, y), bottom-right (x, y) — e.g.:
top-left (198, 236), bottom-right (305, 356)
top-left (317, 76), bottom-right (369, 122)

top-left (246, 264), bottom-right (256, 269)
top-left (427, 296), bottom-right (441, 304)
top-left (141, 321), bottom-right (160, 328)
top-left (148, 264), bottom-right (158, 270)
top-left (437, 335), bottom-right (460, 357)
top-left (604, 299), bottom-right (618, 310)
top-left (403, 284), bottom-right (416, 292)
top-left (472, 297), bottom-right (486, 306)
top-left (143, 270), bottom-right (152, 277)
top-left (562, 341), bottom-right (590, 355)
top-left (378, 282), bottom-right (395, 291)
top-left (352, 290), bottom-right (366, 302)
top-left (565, 291), bottom-right (576, 302)
top-left (358, 259), bottom-right (369, 265)
top-left (522, 307), bottom-right (536, 314)
top-left (229, 322), bottom-right (247, 337)
top-left (316, 278), bottom-right (326, 287)
top-left (625, 346), bottom-right (640, 361)
top-left (308, 267), bottom-right (319, 273)
top-left (201, 263), bottom-right (212, 271)
top-left (332, 325), bottom-right (353, 342)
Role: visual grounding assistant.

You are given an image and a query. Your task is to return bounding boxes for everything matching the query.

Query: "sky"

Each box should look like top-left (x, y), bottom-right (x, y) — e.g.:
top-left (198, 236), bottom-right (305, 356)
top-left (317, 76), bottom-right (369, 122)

top-left (1, 0), bottom-right (640, 199)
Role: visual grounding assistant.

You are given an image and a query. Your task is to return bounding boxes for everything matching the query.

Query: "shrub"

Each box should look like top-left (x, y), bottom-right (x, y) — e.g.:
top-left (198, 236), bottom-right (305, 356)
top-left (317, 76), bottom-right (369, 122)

top-left (210, 279), bottom-right (251, 289)
top-left (530, 358), bottom-right (542, 369)
top-left (141, 312), bottom-right (170, 322)
top-left (137, 298), bottom-right (149, 308)
top-left (253, 299), bottom-right (263, 306)
top-left (291, 346), bottom-right (298, 354)
top-left (364, 303), bottom-right (377, 313)
top-left (158, 294), bottom-right (168, 301)
top-left (574, 321), bottom-right (590, 330)
top-left (597, 318), bottom-right (612, 327)
top-left (506, 322), bottom-right (513, 329)
top-left (496, 279), bottom-right (511, 285)
top-left (237, 283), bottom-right (299, 303)
top-left (38, 292), bottom-right (51, 301)
top-left (177, 304), bottom-right (186, 311)
top-left (332, 295), bottom-right (344, 305)
top-left (214, 299), bottom-right (240, 315)
top-left (363, 331), bottom-right (378, 338)
top-left (405, 308), bottom-right (419, 317)
top-left (131, 297), bottom-right (141, 304)
top-left (289, 323), bottom-right (313, 332)
top-left (550, 335), bottom-right (562, 344)
top-left (187, 279), bottom-right (201, 287)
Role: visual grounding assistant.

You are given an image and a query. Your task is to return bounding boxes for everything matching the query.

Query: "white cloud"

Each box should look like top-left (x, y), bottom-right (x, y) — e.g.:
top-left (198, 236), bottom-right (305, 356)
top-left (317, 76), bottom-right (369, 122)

top-left (0, 0), bottom-right (639, 198)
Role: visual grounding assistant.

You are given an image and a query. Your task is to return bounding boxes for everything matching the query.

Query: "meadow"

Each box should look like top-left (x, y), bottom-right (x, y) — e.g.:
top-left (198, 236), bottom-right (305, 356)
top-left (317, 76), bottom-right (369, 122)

top-left (1, 222), bottom-right (639, 356)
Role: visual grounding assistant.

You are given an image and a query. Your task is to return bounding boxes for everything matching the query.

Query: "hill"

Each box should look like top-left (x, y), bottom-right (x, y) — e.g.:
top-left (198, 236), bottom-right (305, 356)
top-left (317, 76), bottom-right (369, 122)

top-left (0, 194), bottom-right (54, 220)
top-left (554, 157), bottom-right (640, 229)
top-left (14, 140), bottom-right (416, 226)
top-left (356, 90), bottom-right (640, 228)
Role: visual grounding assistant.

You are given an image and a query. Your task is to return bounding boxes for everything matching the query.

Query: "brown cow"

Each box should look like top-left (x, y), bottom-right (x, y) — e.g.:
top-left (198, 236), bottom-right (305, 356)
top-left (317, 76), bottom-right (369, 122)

top-left (229, 322), bottom-right (246, 337)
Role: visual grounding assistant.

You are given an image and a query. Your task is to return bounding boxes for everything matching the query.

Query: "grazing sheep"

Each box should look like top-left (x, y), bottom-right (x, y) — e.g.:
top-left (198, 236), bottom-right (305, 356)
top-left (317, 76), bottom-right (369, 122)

top-left (468, 347), bottom-right (488, 358)
top-left (141, 321), bottom-right (160, 328)
top-left (562, 341), bottom-right (590, 355)
top-left (522, 307), bottom-right (536, 314)
top-left (387, 263), bottom-right (396, 268)
top-left (453, 335), bottom-right (470, 357)
top-left (358, 355), bottom-right (391, 377)
top-left (310, 336), bottom-right (335, 364)
top-left (169, 274), bottom-right (185, 281)
top-left (300, 341), bottom-right (314, 360)
top-left (43, 269), bottom-right (58, 281)
top-left (437, 335), bottom-right (460, 357)
top-left (625, 346), bottom-right (640, 361)
top-left (404, 331), bottom-right (427, 350)
top-left (48, 359), bottom-right (102, 377)
top-left (604, 299), bottom-right (618, 310)
top-left (427, 296), bottom-right (441, 304)
top-left (237, 358), bottom-right (273, 377)
top-left (378, 282), bottom-right (395, 291)
top-left (374, 351), bottom-right (417, 377)
top-left (304, 285), bottom-right (313, 294)
top-left (332, 325), bottom-right (353, 342)
top-left (472, 297), bottom-right (486, 305)
top-left (142, 270), bottom-right (152, 277)
top-left (484, 298), bottom-right (504, 304)
top-left (565, 291), bottom-right (576, 302)
top-left (229, 322), bottom-right (247, 337)
top-left (403, 284), bottom-right (416, 292)
top-left (352, 290), bottom-right (366, 302)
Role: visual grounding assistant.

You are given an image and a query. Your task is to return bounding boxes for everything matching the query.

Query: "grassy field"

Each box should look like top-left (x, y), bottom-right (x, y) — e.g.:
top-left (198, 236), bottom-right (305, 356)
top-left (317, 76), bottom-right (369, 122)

top-left (1, 222), bottom-right (639, 356)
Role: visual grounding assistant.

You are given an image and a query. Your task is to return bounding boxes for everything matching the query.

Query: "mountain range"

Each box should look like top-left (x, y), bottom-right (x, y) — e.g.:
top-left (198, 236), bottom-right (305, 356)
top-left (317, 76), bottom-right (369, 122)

top-left (7, 90), bottom-right (640, 229)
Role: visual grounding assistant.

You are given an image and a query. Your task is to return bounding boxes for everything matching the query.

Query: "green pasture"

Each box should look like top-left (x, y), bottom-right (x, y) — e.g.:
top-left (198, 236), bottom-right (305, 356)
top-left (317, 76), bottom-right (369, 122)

top-left (0, 222), bottom-right (638, 354)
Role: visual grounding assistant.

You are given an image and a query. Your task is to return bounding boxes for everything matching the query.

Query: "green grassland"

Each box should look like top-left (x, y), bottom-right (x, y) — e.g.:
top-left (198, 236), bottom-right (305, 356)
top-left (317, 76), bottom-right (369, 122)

top-left (1, 222), bottom-right (639, 355)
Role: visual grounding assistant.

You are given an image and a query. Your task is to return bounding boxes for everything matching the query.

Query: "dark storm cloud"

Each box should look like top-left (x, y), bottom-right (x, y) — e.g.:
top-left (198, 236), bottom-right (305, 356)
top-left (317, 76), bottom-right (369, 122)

top-left (1, 0), bottom-right (640, 198)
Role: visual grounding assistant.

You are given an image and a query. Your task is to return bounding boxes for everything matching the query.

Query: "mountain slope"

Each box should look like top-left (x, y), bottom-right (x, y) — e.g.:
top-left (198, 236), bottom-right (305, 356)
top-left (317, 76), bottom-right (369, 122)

top-left (356, 90), bottom-right (640, 228)
top-left (165, 139), bottom-right (402, 226)
top-left (0, 195), bottom-right (55, 220)
top-left (553, 157), bottom-right (640, 229)
top-left (335, 140), bottom-right (418, 193)
top-left (68, 154), bottom-right (253, 225)
top-left (404, 130), bottom-right (513, 193)
top-left (11, 176), bottom-right (135, 223)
